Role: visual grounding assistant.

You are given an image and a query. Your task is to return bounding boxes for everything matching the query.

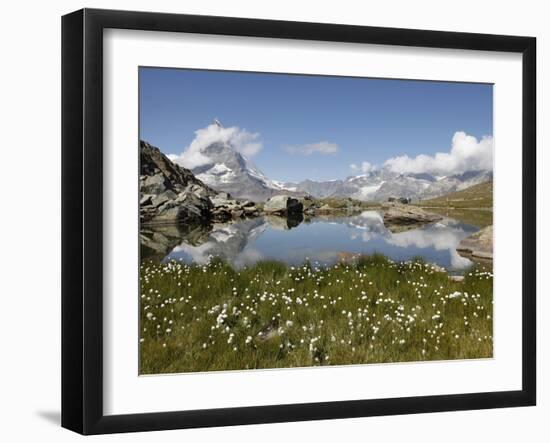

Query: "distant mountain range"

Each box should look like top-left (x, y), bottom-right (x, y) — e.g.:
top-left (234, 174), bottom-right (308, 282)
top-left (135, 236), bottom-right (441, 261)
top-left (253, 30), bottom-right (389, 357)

top-left (172, 124), bottom-right (492, 203)
top-left (417, 180), bottom-right (493, 209)
top-left (287, 169), bottom-right (493, 203)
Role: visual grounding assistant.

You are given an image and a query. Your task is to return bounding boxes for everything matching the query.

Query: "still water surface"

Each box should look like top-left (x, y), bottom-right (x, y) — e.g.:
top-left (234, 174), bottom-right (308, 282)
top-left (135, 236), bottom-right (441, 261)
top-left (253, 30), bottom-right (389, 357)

top-left (142, 211), bottom-right (481, 272)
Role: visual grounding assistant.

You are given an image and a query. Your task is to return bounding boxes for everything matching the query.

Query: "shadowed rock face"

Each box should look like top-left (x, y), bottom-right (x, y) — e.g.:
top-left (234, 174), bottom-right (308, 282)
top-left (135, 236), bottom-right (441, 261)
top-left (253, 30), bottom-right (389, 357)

top-left (140, 140), bottom-right (263, 225)
top-left (457, 225), bottom-right (493, 260)
top-left (140, 141), bottom-right (215, 225)
top-left (141, 141), bottom-right (211, 193)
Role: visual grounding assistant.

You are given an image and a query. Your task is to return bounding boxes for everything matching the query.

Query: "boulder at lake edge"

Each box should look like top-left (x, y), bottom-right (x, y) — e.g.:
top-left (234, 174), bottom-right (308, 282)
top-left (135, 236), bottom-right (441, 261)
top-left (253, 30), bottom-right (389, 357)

top-left (263, 195), bottom-right (304, 215)
top-left (457, 225), bottom-right (493, 260)
top-left (382, 202), bottom-right (443, 229)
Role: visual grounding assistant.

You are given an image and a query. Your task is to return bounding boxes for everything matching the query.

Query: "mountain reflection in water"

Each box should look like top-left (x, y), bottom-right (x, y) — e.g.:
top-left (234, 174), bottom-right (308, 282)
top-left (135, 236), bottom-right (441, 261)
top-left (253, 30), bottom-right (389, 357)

top-left (140, 211), bottom-right (480, 272)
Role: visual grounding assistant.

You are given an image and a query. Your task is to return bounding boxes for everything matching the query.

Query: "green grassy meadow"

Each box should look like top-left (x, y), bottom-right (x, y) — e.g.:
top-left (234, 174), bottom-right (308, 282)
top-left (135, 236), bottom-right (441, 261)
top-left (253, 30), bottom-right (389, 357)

top-left (416, 180), bottom-right (493, 209)
top-left (140, 255), bottom-right (493, 374)
top-left (428, 208), bottom-right (493, 228)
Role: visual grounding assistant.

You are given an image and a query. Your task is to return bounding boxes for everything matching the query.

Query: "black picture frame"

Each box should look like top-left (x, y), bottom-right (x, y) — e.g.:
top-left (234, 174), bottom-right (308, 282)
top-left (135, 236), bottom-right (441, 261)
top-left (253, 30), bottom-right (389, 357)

top-left (62, 8), bottom-right (536, 435)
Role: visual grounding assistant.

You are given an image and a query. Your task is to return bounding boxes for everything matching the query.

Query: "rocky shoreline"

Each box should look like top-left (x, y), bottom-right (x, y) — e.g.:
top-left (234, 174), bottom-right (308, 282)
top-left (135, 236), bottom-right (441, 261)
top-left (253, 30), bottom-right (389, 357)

top-left (140, 141), bottom-right (366, 225)
top-left (381, 201), bottom-right (443, 232)
top-left (456, 225), bottom-right (494, 260)
top-left (140, 141), bottom-right (262, 225)
top-left (140, 140), bottom-right (464, 236)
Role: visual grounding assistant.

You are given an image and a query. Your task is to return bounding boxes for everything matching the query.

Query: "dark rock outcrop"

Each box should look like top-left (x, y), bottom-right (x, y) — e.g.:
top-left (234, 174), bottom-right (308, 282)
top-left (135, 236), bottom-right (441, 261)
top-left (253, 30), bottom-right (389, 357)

top-left (140, 141), bottom-right (215, 225)
top-left (210, 195), bottom-right (260, 221)
top-left (140, 140), bottom-right (262, 225)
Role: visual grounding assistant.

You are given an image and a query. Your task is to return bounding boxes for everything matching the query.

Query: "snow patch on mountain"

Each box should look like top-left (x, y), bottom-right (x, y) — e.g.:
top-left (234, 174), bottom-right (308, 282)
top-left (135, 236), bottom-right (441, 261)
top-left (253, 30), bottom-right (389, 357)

top-left (286, 169), bottom-right (492, 202)
top-left (355, 182), bottom-right (385, 199)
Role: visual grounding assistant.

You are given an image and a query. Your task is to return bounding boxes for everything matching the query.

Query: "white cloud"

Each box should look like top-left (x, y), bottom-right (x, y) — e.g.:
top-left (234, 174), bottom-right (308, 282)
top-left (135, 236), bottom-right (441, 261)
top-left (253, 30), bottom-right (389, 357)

top-left (284, 141), bottom-right (339, 156)
top-left (171, 122), bottom-right (262, 169)
top-left (350, 161), bottom-right (375, 173)
top-left (383, 131), bottom-right (493, 175)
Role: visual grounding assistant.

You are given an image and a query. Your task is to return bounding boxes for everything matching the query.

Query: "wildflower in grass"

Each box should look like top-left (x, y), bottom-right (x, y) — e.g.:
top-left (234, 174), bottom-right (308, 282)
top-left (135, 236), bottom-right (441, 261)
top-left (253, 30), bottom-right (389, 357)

top-left (140, 256), bottom-right (492, 372)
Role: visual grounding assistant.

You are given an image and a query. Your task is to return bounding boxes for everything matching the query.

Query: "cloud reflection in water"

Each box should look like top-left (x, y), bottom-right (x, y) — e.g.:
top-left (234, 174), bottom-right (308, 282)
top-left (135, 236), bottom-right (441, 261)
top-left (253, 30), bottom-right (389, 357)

top-left (161, 211), bottom-right (478, 271)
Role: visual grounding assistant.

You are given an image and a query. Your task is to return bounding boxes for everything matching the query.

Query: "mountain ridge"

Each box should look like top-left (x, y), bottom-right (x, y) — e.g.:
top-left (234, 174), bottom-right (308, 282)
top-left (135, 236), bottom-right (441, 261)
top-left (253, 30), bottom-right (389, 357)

top-left (271, 169), bottom-right (493, 203)
top-left (416, 180), bottom-right (493, 209)
top-left (170, 123), bottom-right (492, 203)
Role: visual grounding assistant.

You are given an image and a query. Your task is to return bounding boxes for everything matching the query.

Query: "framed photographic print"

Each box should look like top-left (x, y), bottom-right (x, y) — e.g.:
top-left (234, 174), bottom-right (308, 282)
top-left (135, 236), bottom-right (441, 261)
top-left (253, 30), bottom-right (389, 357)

top-left (61, 8), bottom-right (536, 434)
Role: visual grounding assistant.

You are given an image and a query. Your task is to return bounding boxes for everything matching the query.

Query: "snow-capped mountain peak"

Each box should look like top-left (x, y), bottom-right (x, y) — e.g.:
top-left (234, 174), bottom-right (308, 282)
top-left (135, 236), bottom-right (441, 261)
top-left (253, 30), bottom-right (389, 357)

top-left (173, 122), bottom-right (301, 201)
top-left (172, 122), bottom-right (492, 202)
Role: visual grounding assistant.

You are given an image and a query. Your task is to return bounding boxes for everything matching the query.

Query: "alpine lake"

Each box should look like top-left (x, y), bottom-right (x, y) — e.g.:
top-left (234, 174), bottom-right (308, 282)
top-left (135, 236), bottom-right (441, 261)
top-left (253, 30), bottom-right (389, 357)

top-left (140, 208), bottom-right (492, 274)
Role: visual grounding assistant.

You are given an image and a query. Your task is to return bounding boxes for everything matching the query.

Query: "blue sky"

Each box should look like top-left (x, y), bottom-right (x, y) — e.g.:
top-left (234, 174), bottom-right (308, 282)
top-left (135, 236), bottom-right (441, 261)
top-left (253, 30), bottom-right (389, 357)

top-left (139, 67), bottom-right (493, 182)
